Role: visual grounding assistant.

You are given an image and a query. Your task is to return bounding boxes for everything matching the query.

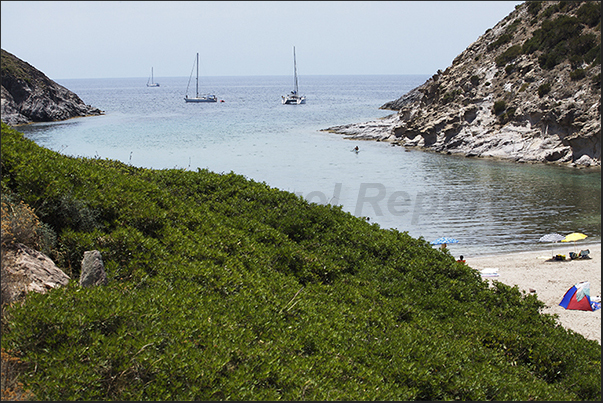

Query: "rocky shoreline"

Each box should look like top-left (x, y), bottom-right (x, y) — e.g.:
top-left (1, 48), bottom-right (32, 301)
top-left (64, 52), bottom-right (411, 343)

top-left (1, 49), bottom-right (103, 126)
top-left (323, 1), bottom-right (601, 168)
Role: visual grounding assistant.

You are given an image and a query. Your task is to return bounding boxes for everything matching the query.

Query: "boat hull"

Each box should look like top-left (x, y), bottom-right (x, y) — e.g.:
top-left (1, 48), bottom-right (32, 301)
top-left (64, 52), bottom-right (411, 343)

top-left (185, 95), bottom-right (217, 103)
top-left (282, 96), bottom-right (306, 105)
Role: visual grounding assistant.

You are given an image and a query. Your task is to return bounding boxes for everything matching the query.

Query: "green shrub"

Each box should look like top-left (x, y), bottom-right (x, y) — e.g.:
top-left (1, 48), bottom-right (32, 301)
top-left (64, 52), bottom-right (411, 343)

top-left (542, 3), bottom-right (560, 19)
top-left (570, 68), bottom-right (586, 80)
top-left (1, 123), bottom-right (601, 401)
top-left (487, 33), bottom-right (513, 51)
top-left (521, 11), bottom-right (600, 70)
top-left (576, 1), bottom-right (601, 27)
top-left (527, 1), bottom-right (542, 16)
top-left (441, 90), bottom-right (459, 104)
top-left (505, 64), bottom-right (515, 75)
top-left (496, 45), bottom-right (522, 67)
top-left (538, 82), bottom-right (551, 97)
top-left (492, 100), bottom-right (507, 115)
top-left (498, 107), bottom-right (517, 125)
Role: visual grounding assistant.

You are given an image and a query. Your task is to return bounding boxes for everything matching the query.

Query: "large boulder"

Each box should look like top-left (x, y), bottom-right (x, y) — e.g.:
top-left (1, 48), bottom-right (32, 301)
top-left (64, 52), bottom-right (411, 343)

top-left (79, 250), bottom-right (107, 287)
top-left (1, 243), bottom-right (70, 304)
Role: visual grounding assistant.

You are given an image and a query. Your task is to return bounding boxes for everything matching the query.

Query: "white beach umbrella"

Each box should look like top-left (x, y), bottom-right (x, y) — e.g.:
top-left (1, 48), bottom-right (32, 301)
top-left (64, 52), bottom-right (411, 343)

top-left (539, 233), bottom-right (565, 256)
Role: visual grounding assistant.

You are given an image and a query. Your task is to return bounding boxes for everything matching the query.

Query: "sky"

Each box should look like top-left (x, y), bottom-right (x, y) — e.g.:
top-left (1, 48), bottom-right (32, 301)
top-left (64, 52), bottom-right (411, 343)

top-left (1, 1), bottom-right (523, 80)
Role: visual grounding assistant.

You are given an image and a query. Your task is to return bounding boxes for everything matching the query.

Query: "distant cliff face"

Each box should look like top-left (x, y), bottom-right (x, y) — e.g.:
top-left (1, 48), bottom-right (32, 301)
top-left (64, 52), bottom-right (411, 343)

top-left (325, 1), bottom-right (601, 167)
top-left (1, 49), bottom-right (103, 126)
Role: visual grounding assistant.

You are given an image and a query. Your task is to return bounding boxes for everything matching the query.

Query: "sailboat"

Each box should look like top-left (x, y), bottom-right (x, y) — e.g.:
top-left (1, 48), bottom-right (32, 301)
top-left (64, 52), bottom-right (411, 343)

top-left (282, 46), bottom-right (305, 105)
top-left (146, 67), bottom-right (160, 87)
top-left (184, 52), bottom-right (217, 103)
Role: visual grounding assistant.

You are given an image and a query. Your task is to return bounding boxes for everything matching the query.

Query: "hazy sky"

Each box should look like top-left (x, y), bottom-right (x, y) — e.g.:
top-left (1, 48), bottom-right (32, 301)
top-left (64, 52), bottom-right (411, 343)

top-left (1, 1), bottom-right (523, 80)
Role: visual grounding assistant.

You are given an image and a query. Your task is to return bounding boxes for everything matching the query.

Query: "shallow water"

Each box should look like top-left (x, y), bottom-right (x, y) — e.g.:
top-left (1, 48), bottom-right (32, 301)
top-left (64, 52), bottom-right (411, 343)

top-left (19, 75), bottom-right (601, 256)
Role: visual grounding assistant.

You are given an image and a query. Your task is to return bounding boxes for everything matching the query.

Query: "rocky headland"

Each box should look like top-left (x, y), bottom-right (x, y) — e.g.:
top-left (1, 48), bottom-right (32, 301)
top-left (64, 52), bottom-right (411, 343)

top-left (1, 49), bottom-right (103, 126)
top-left (324, 1), bottom-right (601, 167)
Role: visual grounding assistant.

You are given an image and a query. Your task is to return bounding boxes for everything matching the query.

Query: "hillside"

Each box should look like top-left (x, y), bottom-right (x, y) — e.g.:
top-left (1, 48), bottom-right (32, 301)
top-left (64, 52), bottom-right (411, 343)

top-left (1, 123), bottom-right (601, 400)
top-left (1, 49), bottom-right (103, 126)
top-left (325, 1), bottom-right (601, 167)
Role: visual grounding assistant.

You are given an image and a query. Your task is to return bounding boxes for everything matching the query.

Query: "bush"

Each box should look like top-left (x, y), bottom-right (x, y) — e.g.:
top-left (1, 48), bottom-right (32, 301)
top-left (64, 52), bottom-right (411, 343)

top-left (505, 64), bottom-right (515, 75)
top-left (527, 1), bottom-right (542, 16)
top-left (498, 107), bottom-right (517, 125)
top-left (492, 100), bottom-right (507, 115)
top-left (521, 11), bottom-right (599, 70)
top-left (1, 196), bottom-right (40, 249)
top-left (570, 68), bottom-right (586, 80)
top-left (1, 123), bottom-right (601, 401)
top-left (538, 83), bottom-right (551, 97)
top-left (441, 90), bottom-right (459, 104)
top-left (496, 45), bottom-right (522, 67)
top-left (487, 33), bottom-right (513, 51)
top-left (576, 1), bottom-right (601, 27)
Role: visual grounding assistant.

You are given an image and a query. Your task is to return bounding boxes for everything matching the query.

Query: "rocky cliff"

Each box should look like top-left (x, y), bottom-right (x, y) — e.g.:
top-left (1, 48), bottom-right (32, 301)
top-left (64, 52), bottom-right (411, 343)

top-left (1, 49), bottom-right (103, 126)
top-left (324, 1), bottom-right (601, 167)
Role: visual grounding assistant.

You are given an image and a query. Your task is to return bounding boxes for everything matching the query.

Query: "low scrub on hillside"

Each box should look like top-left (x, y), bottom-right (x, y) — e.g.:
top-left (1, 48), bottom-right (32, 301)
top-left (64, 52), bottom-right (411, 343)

top-left (1, 123), bottom-right (600, 400)
top-left (490, 2), bottom-right (600, 71)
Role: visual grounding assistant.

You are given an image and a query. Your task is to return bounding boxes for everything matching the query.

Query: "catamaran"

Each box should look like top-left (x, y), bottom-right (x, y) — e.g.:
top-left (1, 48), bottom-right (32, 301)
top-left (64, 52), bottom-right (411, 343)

top-left (282, 46), bottom-right (305, 105)
top-left (146, 67), bottom-right (160, 87)
top-left (184, 53), bottom-right (217, 103)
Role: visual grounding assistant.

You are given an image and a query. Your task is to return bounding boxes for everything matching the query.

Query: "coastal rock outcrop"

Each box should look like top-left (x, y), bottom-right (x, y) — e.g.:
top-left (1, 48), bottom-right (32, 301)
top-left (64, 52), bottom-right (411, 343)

top-left (1, 49), bottom-right (103, 126)
top-left (0, 243), bottom-right (70, 304)
top-left (324, 1), bottom-right (601, 167)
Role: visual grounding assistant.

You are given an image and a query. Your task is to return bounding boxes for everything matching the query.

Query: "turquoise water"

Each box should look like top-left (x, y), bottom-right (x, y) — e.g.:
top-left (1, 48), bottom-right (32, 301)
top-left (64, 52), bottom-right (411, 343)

top-left (19, 75), bottom-right (601, 257)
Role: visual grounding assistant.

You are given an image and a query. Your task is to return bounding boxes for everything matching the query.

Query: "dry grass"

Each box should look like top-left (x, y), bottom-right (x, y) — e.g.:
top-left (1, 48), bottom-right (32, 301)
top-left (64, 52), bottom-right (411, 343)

top-left (1, 348), bottom-right (34, 401)
top-left (1, 198), bottom-right (40, 400)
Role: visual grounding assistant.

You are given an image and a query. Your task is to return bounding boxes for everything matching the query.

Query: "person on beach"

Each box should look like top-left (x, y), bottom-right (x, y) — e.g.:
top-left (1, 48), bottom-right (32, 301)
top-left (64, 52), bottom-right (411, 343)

top-left (457, 255), bottom-right (466, 264)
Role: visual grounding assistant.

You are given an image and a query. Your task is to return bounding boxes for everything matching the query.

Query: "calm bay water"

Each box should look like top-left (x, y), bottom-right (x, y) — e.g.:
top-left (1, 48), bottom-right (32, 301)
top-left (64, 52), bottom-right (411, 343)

top-left (18, 75), bottom-right (601, 257)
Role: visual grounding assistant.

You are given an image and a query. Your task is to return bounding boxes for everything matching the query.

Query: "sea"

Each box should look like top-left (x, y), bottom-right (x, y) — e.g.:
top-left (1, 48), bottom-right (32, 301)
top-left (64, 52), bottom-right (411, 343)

top-left (17, 75), bottom-right (601, 257)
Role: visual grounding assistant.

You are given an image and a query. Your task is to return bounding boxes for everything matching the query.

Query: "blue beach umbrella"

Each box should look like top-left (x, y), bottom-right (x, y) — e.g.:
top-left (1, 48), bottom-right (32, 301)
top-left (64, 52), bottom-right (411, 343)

top-left (431, 237), bottom-right (459, 248)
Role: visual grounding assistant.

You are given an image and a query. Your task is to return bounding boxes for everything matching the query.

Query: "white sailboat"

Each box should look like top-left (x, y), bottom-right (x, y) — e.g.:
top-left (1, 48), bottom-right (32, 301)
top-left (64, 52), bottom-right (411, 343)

top-left (146, 67), bottom-right (160, 87)
top-left (282, 46), bottom-right (305, 105)
top-left (184, 52), bottom-right (217, 103)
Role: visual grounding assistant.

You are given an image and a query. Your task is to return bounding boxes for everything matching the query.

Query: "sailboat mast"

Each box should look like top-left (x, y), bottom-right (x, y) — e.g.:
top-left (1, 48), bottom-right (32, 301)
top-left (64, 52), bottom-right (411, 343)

top-left (195, 53), bottom-right (199, 98)
top-left (293, 46), bottom-right (299, 94)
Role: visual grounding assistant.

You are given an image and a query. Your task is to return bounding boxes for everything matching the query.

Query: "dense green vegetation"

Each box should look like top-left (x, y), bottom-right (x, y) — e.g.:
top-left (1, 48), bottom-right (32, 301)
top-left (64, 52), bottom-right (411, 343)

top-left (1, 123), bottom-right (601, 400)
top-left (493, 1), bottom-right (600, 70)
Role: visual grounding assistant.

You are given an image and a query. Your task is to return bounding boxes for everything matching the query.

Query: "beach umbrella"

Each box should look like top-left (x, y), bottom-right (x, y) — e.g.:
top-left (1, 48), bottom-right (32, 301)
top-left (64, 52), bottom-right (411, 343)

top-left (562, 232), bottom-right (588, 243)
top-left (561, 232), bottom-right (588, 252)
top-left (539, 233), bottom-right (565, 256)
top-left (431, 237), bottom-right (459, 249)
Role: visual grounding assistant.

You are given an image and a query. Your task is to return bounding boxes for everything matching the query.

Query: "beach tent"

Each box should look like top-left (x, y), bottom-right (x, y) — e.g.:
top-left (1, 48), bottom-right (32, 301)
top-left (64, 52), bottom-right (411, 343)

top-left (559, 281), bottom-right (601, 311)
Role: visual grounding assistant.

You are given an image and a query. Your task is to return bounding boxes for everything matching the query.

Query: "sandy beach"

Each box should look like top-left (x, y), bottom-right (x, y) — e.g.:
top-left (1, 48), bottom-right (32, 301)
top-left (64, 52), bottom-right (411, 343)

top-left (465, 243), bottom-right (601, 345)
